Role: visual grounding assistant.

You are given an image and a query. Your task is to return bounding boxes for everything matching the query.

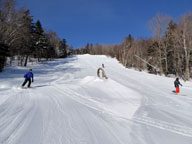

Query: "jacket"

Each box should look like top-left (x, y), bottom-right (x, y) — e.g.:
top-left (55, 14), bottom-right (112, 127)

top-left (24, 72), bottom-right (34, 81)
top-left (174, 80), bottom-right (182, 88)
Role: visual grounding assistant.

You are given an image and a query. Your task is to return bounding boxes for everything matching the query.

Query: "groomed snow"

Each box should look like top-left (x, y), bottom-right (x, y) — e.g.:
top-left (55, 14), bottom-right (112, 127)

top-left (0, 54), bottom-right (192, 144)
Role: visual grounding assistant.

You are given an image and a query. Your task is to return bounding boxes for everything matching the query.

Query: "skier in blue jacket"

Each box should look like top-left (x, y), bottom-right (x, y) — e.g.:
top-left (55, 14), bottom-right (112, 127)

top-left (22, 69), bottom-right (34, 88)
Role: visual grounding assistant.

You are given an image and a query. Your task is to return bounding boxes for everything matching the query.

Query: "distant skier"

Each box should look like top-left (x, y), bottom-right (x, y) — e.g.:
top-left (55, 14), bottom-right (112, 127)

top-left (22, 69), bottom-right (34, 88)
top-left (102, 63), bottom-right (104, 68)
top-left (174, 78), bottom-right (182, 94)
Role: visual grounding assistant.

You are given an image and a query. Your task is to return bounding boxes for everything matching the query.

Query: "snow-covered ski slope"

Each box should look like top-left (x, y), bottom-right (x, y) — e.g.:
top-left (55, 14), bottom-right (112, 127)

top-left (0, 54), bottom-right (192, 144)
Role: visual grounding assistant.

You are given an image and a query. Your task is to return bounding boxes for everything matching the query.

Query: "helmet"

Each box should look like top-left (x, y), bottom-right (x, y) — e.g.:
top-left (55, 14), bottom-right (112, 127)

top-left (29, 69), bottom-right (32, 72)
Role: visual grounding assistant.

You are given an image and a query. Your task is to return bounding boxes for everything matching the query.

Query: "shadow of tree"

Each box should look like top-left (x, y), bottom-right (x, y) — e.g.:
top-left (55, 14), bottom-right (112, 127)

top-left (0, 56), bottom-right (80, 80)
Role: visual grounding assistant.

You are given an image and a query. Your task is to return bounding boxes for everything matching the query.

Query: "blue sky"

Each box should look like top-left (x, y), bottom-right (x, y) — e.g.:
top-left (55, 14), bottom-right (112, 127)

top-left (17, 0), bottom-right (192, 48)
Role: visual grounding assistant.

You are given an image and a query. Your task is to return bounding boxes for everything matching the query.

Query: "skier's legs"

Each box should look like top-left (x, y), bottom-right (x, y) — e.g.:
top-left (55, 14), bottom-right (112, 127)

top-left (27, 79), bottom-right (31, 87)
top-left (22, 79), bottom-right (28, 87)
top-left (176, 87), bottom-right (180, 94)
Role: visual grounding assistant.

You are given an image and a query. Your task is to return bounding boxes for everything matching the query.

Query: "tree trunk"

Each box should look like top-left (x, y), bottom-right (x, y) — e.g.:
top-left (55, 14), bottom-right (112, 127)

top-left (165, 56), bottom-right (168, 76)
top-left (20, 56), bottom-right (24, 66)
top-left (24, 55), bottom-right (29, 67)
top-left (10, 56), bottom-right (14, 66)
top-left (159, 49), bottom-right (163, 75)
top-left (185, 60), bottom-right (190, 81)
top-left (183, 33), bottom-right (190, 81)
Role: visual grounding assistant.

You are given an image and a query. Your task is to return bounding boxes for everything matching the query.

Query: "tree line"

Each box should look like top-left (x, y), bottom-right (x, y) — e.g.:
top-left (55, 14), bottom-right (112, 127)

top-left (0, 0), bottom-right (71, 72)
top-left (73, 13), bottom-right (192, 81)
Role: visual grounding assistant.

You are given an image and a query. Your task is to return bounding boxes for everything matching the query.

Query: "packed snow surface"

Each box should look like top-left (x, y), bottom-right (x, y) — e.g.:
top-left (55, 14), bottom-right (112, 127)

top-left (0, 54), bottom-right (192, 144)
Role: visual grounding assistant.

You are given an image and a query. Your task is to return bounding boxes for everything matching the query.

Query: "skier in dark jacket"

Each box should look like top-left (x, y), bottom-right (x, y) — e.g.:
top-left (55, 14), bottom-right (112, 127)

top-left (22, 69), bottom-right (34, 88)
top-left (174, 78), bottom-right (182, 94)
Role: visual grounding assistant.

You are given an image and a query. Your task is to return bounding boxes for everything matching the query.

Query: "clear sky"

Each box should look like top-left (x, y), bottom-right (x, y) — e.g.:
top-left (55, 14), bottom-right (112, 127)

top-left (17, 0), bottom-right (192, 48)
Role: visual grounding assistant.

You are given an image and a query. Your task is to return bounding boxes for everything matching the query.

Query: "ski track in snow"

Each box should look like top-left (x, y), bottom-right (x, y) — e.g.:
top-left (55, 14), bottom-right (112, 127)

top-left (133, 116), bottom-right (192, 137)
top-left (0, 55), bottom-right (192, 144)
top-left (55, 84), bottom-right (192, 138)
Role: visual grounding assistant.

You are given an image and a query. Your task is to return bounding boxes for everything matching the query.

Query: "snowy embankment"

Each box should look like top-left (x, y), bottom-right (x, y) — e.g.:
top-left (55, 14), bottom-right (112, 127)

top-left (0, 54), bottom-right (192, 144)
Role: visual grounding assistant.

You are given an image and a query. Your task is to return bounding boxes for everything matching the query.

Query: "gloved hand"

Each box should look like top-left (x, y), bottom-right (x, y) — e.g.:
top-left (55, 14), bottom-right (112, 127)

top-left (32, 80), bottom-right (34, 82)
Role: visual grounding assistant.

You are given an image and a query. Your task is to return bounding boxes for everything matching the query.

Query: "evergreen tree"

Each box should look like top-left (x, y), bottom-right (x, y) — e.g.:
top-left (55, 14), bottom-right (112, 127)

top-left (164, 20), bottom-right (177, 75)
top-left (0, 43), bottom-right (9, 72)
top-left (18, 10), bottom-right (35, 66)
top-left (36, 20), bottom-right (44, 34)
top-left (59, 38), bottom-right (67, 58)
top-left (85, 43), bottom-right (90, 54)
top-left (33, 20), bottom-right (49, 61)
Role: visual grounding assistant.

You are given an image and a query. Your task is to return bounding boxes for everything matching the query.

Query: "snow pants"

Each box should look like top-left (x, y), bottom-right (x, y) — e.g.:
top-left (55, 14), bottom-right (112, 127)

top-left (176, 87), bottom-right (180, 94)
top-left (22, 79), bottom-right (31, 87)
